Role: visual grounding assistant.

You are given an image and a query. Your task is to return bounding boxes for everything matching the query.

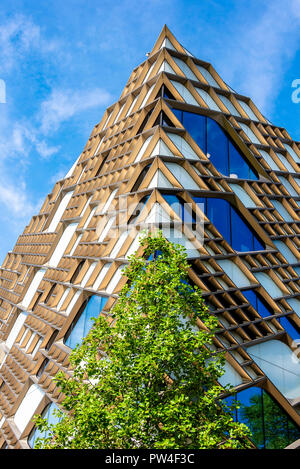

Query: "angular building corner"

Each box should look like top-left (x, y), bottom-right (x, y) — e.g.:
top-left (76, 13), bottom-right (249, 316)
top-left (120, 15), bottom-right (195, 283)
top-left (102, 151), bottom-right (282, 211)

top-left (0, 24), bottom-right (300, 448)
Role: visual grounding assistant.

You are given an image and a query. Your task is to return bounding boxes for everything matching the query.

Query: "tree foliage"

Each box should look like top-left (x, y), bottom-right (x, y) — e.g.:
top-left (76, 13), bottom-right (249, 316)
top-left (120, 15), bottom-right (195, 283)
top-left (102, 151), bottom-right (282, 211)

top-left (34, 231), bottom-right (251, 449)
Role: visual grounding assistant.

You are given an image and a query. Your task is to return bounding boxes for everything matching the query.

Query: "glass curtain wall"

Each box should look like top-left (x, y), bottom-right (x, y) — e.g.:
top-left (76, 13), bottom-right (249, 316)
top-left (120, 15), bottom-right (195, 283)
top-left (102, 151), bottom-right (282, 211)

top-left (28, 402), bottom-right (61, 448)
top-left (161, 193), bottom-right (264, 252)
top-left (242, 289), bottom-right (300, 340)
top-left (64, 295), bottom-right (108, 349)
top-left (225, 387), bottom-right (299, 449)
top-left (171, 109), bottom-right (257, 180)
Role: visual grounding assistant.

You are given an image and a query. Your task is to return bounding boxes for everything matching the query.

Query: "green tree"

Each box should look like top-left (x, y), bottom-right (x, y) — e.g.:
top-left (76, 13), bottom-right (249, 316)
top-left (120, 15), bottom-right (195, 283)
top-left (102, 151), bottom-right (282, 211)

top-left (239, 390), bottom-right (299, 449)
top-left (34, 231), bottom-right (251, 449)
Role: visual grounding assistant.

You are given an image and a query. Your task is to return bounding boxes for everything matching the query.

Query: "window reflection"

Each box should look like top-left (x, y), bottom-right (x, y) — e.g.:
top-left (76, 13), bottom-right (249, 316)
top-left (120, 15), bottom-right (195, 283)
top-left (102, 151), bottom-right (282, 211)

top-left (171, 109), bottom-right (258, 180)
top-left (161, 194), bottom-right (196, 226)
top-left (225, 387), bottom-right (299, 449)
top-left (64, 295), bottom-right (108, 349)
top-left (192, 196), bottom-right (264, 252)
top-left (160, 193), bottom-right (264, 253)
top-left (278, 316), bottom-right (300, 341)
top-left (28, 402), bottom-right (61, 449)
top-left (242, 289), bottom-right (271, 318)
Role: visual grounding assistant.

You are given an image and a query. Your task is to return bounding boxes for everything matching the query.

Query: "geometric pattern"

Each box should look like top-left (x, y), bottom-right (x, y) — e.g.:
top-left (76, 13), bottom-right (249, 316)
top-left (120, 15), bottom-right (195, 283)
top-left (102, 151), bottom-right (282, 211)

top-left (0, 25), bottom-right (300, 448)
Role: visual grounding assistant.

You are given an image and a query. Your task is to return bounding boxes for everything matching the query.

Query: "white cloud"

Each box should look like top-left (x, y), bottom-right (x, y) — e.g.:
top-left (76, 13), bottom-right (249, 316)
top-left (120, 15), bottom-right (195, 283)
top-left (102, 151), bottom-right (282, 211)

top-left (0, 14), bottom-right (60, 74)
top-left (35, 140), bottom-right (61, 158)
top-left (219, 0), bottom-right (300, 115)
top-left (1, 86), bottom-right (112, 162)
top-left (0, 12), bottom-right (113, 262)
top-left (39, 87), bottom-right (111, 134)
top-left (0, 177), bottom-right (36, 216)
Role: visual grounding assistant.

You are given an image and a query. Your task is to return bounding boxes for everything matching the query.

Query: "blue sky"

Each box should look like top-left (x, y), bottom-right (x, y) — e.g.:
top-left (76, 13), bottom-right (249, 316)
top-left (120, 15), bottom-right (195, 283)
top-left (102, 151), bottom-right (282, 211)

top-left (0, 0), bottom-right (299, 262)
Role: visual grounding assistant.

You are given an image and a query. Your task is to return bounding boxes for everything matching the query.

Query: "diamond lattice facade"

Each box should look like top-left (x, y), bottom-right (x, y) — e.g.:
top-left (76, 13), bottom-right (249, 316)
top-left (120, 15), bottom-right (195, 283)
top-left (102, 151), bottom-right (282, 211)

top-left (1, 26), bottom-right (300, 449)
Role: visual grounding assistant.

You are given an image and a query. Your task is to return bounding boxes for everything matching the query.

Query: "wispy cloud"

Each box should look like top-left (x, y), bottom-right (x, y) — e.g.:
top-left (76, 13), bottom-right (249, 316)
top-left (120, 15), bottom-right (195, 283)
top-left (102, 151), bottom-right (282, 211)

top-left (0, 14), bottom-right (60, 74)
top-left (4, 86), bottom-right (112, 162)
top-left (217, 0), bottom-right (300, 115)
top-left (0, 178), bottom-right (36, 216)
top-left (38, 87), bottom-right (111, 134)
top-left (0, 11), bottom-right (113, 260)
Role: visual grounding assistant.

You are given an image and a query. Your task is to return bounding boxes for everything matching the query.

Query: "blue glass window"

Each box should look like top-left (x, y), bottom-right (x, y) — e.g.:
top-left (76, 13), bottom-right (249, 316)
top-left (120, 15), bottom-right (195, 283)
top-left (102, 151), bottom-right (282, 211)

top-left (162, 193), bottom-right (196, 225)
top-left (262, 390), bottom-right (299, 449)
top-left (206, 198), bottom-right (231, 244)
top-left (237, 386), bottom-right (264, 448)
top-left (224, 387), bottom-right (299, 449)
top-left (207, 117), bottom-right (229, 175)
top-left (171, 108), bottom-right (183, 123)
top-left (64, 295), bottom-right (108, 349)
top-left (193, 197), bottom-right (264, 252)
top-left (293, 267), bottom-right (300, 277)
top-left (171, 108), bottom-right (258, 180)
top-left (242, 289), bottom-right (271, 318)
top-left (28, 402), bottom-right (61, 449)
top-left (182, 111), bottom-right (206, 154)
top-left (230, 206), bottom-right (263, 251)
top-left (228, 141), bottom-right (253, 179)
top-left (278, 316), bottom-right (300, 341)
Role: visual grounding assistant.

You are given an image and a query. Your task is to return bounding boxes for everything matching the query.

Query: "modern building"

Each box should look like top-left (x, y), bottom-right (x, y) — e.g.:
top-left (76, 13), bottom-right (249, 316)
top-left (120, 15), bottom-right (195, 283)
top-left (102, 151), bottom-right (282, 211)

top-left (0, 25), bottom-right (300, 449)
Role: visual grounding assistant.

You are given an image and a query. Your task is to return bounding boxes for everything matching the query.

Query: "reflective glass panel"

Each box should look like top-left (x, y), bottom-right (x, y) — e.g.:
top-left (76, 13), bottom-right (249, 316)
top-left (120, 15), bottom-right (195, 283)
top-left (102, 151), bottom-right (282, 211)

top-left (207, 117), bottom-right (229, 175)
top-left (182, 112), bottom-right (206, 154)
top-left (262, 390), bottom-right (299, 449)
top-left (206, 198), bottom-right (231, 242)
top-left (224, 387), bottom-right (300, 449)
top-left (64, 295), bottom-right (108, 349)
top-left (278, 316), bottom-right (300, 341)
top-left (230, 206), bottom-right (264, 252)
top-left (170, 109), bottom-right (258, 180)
top-left (237, 387), bottom-right (264, 449)
top-left (242, 289), bottom-right (271, 318)
top-left (193, 197), bottom-right (264, 252)
top-left (28, 402), bottom-right (61, 449)
top-left (162, 194), bottom-right (196, 224)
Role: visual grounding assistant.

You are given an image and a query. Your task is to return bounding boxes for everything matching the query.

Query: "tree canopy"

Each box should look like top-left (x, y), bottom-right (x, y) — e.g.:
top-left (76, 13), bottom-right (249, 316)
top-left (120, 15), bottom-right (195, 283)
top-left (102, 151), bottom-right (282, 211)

top-left (34, 231), bottom-right (251, 449)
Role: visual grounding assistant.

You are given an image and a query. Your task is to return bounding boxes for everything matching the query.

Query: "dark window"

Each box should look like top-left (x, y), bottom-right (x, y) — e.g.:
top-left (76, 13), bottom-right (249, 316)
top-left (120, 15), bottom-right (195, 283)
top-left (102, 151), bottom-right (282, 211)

top-left (32, 292), bottom-right (43, 311)
top-left (131, 165), bottom-right (151, 193)
top-left (138, 109), bottom-right (153, 134)
top-left (37, 358), bottom-right (50, 378)
top-left (44, 283), bottom-right (57, 304)
top-left (242, 289), bottom-right (271, 318)
top-left (172, 109), bottom-right (258, 180)
top-left (95, 154), bottom-right (108, 178)
top-left (46, 330), bottom-right (59, 351)
top-left (163, 86), bottom-right (176, 101)
top-left (224, 387), bottom-right (299, 449)
top-left (155, 111), bottom-right (174, 128)
top-left (193, 196), bottom-right (264, 252)
top-left (70, 261), bottom-right (85, 284)
top-left (278, 316), bottom-right (300, 341)
top-left (127, 195), bottom-right (150, 225)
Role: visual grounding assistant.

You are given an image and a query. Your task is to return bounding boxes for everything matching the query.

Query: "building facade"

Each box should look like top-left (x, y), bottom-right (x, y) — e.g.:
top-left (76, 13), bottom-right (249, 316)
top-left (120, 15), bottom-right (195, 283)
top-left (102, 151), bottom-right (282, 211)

top-left (0, 26), bottom-right (300, 449)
